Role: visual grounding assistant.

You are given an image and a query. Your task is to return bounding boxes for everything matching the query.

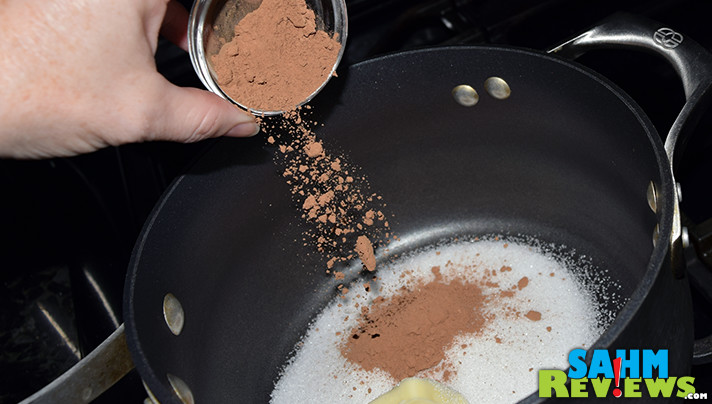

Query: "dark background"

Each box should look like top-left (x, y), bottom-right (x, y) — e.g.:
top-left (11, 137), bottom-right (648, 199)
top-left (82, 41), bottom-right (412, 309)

top-left (1, 0), bottom-right (711, 402)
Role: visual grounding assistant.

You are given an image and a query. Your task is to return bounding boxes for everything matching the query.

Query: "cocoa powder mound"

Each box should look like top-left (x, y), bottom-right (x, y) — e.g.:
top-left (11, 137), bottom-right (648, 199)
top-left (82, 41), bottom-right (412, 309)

top-left (342, 268), bottom-right (487, 381)
top-left (210, 0), bottom-right (342, 112)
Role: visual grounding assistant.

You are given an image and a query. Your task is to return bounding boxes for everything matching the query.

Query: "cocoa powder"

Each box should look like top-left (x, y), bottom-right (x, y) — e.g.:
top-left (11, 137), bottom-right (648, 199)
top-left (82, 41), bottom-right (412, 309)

top-left (525, 310), bottom-right (542, 321)
top-left (342, 267), bottom-right (487, 381)
top-left (210, 0), bottom-right (342, 111)
top-left (517, 276), bottom-right (529, 290)
top-left (355, 235), bottom-right (376, 271)
top-left (260, 108), bottom-right (391, 273)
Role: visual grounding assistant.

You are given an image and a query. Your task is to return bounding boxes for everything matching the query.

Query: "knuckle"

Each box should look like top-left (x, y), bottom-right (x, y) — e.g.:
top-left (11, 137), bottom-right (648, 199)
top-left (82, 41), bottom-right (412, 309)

top-left (188, 108), bottom-right (222, 142)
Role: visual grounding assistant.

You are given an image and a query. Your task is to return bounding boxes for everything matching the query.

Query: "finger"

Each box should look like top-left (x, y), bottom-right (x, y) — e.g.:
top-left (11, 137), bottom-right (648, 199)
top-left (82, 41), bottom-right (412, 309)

top-left (160, 0), bottom-right (190, 52)
top-left (149, 83), bottom-right (260, 143)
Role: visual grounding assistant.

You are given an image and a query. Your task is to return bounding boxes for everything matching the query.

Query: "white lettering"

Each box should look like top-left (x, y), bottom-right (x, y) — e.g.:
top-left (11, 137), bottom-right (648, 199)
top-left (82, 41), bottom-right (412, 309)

top-left (686, 392), bottom-right (708, 400)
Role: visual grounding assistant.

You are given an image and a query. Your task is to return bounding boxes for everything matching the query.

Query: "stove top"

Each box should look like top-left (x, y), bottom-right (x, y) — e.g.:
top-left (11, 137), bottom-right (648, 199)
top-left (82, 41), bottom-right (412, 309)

top-left (1, 0), bottom-right (711, 402)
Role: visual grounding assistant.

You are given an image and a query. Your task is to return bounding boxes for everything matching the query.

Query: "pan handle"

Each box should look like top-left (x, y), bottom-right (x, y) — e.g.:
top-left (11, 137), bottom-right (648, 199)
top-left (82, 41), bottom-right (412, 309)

top-left (550, 12), bottom-right (712, 279)
top-left (18, 324), bottom-right (135, 403)
top-left (549, 12), bottom-right (712, 171)
top-left (550, 12), bottom-right (712, 363)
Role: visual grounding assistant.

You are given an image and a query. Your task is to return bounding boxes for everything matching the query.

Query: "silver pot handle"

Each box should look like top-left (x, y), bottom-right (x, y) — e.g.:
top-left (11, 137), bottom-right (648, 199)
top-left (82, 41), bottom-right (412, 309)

top-left (18, 324), bottom-right (134, 403)
top-left (550, 12), bottom-right (712, 364)
top-left (550, 12), bottom-right (712, 170)
top-left (549, 12), bottom-right (712, 99)
top-left (550, 12), bottom-right (712, 278)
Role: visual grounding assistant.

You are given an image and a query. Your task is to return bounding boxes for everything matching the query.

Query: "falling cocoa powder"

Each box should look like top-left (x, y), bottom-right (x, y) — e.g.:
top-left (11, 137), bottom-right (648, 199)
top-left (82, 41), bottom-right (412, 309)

top-left (210, 0), bottom-right (342, 111)
top-left (259, 108), bottom-right (391, 274)
top-left (304, 140), bottom-right (324, 158)
top-left (342, 268), bottom-right (487, 381)
top-left (355, 235), bottom-right (376, 271)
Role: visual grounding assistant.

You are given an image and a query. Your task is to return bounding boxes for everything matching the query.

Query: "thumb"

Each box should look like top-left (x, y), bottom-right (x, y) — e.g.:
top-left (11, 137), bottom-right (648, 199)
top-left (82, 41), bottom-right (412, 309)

top-left (150, 83), bottom-right (260, 143)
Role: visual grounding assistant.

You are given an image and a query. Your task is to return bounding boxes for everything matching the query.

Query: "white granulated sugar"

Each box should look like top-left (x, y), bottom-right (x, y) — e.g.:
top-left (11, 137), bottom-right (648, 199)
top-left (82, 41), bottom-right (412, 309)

top-left (271, 238), bottom-right (613, 404)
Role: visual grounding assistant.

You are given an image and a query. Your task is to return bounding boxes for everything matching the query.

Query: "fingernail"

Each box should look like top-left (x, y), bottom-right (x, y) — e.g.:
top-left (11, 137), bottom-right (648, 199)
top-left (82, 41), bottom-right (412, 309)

top-left (226, 122), bottom-right (260, 137)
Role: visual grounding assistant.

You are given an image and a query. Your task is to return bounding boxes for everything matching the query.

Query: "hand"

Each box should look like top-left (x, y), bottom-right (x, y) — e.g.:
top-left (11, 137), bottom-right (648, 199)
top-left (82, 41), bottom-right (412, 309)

top-left (0, 0), bottom-right (260, 159)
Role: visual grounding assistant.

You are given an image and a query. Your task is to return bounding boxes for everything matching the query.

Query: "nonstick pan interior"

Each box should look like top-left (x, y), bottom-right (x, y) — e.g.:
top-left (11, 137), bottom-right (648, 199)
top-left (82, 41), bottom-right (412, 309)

top-left (125, 47), bottom-right (674, 403)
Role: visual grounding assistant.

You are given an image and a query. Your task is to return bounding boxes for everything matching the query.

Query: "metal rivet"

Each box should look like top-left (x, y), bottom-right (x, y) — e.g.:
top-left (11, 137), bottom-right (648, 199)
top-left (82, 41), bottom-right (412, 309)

top-left (452, 85), bottom-right (479, 106)
top-left (167, 374), bottom-right (195, 404)
top-left (81, 387), bottom-right (92, 401)
top-left (163, 293), bottom-right (184, 336)
top-left (647, 181), bottom-right (658, 213)
top-left (653, 224), bottom-right (660, 247)
top-left (682, 226), bottom-right (690, 249)
top-left (484, 77), bottom-right (511, 99)
top-left (676, 182), bottom-right (683, 203)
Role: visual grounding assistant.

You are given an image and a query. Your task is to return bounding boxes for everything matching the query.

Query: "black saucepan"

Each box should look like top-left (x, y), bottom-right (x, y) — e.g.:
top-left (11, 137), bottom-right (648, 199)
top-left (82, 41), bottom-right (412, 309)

top-left (122, 14), bottom-right (712, 404)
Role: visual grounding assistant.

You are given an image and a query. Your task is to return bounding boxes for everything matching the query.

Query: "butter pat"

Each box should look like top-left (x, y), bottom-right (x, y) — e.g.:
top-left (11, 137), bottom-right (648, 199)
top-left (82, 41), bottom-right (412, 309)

top-left (370, 378), bottom-right (469, 404)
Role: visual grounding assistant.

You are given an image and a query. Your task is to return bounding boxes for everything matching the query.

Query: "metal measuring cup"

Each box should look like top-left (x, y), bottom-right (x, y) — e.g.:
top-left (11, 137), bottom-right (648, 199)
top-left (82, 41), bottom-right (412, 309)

top-left (188, 0), bottom-right (348, 116)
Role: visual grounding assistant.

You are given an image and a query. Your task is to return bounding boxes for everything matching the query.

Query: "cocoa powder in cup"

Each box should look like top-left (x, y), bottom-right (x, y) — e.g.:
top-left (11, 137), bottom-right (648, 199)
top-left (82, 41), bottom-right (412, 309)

top-left (210, 0), bottom-right (342, 112)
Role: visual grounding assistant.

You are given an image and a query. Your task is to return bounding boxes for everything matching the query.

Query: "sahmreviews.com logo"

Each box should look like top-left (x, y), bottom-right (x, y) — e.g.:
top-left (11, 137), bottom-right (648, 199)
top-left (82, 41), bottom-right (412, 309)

top-left (539, 349), bottom-right (707, 399)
